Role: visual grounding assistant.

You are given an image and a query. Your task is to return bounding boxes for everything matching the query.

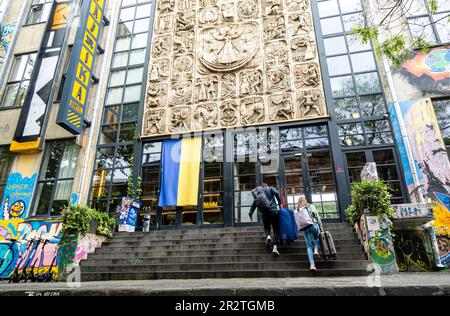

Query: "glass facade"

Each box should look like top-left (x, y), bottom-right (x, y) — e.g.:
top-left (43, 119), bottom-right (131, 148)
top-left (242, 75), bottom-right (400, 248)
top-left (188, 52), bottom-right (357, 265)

top-left (33, 140), bottom-right (80, 216)
top-left (90, 0), bottom-right (155, 214)
top-left (313, 0), bottom-right (407, 204)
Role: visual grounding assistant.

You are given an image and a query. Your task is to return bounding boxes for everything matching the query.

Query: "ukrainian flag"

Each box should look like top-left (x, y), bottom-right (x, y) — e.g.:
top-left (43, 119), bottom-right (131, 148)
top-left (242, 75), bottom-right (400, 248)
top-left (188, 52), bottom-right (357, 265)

top-left (158, 138), bottom-right (202, 207)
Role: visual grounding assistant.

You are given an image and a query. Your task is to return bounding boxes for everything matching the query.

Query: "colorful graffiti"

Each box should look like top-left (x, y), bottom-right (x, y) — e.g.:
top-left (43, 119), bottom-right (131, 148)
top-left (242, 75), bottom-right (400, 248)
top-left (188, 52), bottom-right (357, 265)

top-left (389, 99), bottom-right (450, 197)
top-left (432, 193), bottom-right (450, 267)
top-left (394, 230), bottom-right (434, 272)
top-left (398, 46), bottom-right (450, 96)
top-left (0, 23), bottom-right (17, 63)
top-left (0, 219), bottom-right (62, 278)
top-left (58, 234), bottom-right (78, 275)
top-left (1, 173), bottom-right (38, 220)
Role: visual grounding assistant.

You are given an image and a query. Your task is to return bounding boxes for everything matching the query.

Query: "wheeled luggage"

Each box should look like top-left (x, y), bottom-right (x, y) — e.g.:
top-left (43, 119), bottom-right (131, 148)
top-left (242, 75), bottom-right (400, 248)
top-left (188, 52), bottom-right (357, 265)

top-left (279, 208), bottom-right (298, 244)
top-left (319, 229), bottom-right (337, 260)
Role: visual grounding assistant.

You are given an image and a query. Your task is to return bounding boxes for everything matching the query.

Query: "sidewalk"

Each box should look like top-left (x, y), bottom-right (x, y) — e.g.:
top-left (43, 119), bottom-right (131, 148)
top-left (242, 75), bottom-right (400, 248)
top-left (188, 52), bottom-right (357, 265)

top-left (0, 272), bottom-right (449, 296)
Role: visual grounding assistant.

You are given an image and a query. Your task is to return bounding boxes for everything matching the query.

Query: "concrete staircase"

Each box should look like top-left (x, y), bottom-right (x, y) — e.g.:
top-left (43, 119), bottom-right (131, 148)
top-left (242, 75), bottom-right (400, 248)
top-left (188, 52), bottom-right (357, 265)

top-left (78, 223), bottom-right (371, 281)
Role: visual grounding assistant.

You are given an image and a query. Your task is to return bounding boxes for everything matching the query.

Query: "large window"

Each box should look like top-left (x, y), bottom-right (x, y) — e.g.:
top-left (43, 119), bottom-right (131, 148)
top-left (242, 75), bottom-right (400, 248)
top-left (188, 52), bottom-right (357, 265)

top-left (33, 140), bottom-right (80, 216)
top-left (406, 0), bottom-right (450, 44)
top-left (0, 148), bottom-right (15, 205)
top-left (26, 0), bottom-right (54, 25)
top-left (1, 53), bottom-right (37, 108)
top-left (90, 0), bottom-right (155, 213)
top-left (316, 0), bottom-right (394, 147)
top-left (432, 98), bottom-right (450, 159)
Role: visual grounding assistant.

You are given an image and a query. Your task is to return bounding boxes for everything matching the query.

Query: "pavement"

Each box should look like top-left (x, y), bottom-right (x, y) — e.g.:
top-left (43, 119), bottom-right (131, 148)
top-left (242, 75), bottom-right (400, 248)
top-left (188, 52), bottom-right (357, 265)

top-left (0, 272), bottom-right (450, 296)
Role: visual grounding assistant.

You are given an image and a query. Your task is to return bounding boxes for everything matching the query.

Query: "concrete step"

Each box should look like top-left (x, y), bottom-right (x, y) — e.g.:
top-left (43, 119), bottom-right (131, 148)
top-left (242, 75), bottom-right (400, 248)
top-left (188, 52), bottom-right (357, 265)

top-left (80, 260), bottom-right (371, 273)
top-left (81, 252), bottom-right (368, 265)
top-left (104, 233), bottom-right (358, 245)
top-left (113, 223), bottom-right (352, 237)
top-left (76, 268), bottom-right (371, 282)
top-left (88, 245), bottom-right (366, 258)
top-left (111, 229), bottom-right (356, 242)
top-left (95, 239), bottom-right (361, 253)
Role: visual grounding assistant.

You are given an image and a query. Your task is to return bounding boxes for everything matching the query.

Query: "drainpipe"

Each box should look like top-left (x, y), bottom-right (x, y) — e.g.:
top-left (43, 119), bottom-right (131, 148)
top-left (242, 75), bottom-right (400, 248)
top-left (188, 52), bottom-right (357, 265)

top-left (77, 0), bottom-right (119, 203)
top-left (366, 0), bottom-right (424, 203)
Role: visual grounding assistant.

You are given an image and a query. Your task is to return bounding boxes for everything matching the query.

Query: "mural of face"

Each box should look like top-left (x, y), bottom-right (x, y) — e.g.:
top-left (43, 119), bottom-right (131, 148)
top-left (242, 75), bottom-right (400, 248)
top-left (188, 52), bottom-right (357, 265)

top-left (9, 201), bottom-right (25, 218)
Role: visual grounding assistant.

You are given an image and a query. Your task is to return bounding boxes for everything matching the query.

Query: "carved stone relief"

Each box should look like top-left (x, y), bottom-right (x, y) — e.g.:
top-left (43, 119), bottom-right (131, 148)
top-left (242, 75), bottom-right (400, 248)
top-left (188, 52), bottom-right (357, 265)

top-left (294, 63), bottom-right (321, 89)
top-left (170, 107), bottom-right (192, 132)
top-left (269, 94), bottom-right (294, 121)
top-left (195, 76), bottom-right (219, 102)
top-left (240, 97), bottom-right (265, 125)
top-left (147, 83), bottom-right (168, 108)
top-left (296, 90), bottom-right (325, 118)
top-left (144, 109), bottom-right (166, 135)
top-left (220, 101), bottom-right (239, 126)
top-left (143, 0), bottom-right (327, 136)
top-left (194, 103), bottom-right (219, 129)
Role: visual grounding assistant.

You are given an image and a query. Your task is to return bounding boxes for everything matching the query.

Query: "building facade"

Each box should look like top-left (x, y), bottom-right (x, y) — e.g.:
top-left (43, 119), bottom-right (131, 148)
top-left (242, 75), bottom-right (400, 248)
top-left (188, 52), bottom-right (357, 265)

top-left (0, 0), bottom-right (448, 276)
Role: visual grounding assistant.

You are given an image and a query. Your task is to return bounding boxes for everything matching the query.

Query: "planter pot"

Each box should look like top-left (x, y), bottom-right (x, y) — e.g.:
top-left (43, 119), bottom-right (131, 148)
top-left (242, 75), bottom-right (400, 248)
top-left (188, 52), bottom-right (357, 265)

top-left (89, 219), bottom-right (99, 234)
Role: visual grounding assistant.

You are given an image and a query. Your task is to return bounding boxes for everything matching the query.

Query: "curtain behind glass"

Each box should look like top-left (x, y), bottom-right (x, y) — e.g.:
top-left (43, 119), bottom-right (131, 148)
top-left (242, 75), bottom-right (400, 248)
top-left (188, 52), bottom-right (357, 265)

top-left (54, 142), bottom-right (80, 200)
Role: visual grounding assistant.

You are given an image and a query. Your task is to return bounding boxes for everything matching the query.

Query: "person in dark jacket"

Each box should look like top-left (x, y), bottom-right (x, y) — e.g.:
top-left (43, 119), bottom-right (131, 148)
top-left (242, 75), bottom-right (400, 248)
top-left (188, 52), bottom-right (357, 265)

top-left (249, 183), bottom-right (282, 255)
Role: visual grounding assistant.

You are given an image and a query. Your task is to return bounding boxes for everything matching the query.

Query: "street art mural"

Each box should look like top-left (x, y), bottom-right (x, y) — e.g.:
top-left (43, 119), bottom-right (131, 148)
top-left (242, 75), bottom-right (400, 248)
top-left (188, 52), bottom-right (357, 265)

top-left (394, 230), bottom-right (434, 272)
top-left (389, 99), bottom-right (450, 198)
top-left (0, 23), bottom-right (17, 64)
top-left (1, 173), bottom-right (38, 220)
top-left (393, 46), bottom-right (450, 98)
top-left (0, 219), bottom-right (62, 278)
top-left (433, 192), bottom-right (450, 267)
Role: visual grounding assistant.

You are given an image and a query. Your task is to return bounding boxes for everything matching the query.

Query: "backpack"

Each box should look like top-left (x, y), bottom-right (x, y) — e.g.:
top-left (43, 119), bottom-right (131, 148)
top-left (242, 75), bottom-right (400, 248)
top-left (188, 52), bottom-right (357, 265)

top-left (252, 186), bottom-right (273, 213)
top-left (294, 206), bottom-right (314, 231)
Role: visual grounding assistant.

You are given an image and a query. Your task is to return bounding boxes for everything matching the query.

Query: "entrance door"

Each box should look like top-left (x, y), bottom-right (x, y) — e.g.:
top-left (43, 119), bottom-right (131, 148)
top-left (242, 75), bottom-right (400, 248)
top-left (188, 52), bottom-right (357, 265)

top-left (343, 148), bottom-right (407, 204)
top-left (282, 154), bottom-right (309, 210)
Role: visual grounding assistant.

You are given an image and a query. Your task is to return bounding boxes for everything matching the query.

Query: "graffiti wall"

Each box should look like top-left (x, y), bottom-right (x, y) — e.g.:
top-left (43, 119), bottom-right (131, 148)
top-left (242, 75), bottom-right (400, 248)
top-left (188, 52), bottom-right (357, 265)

top-left (0, 23), bottom-right (17, 64)
top-left (433, 193), bottom-right (450, 267)
top-left (389, 99), bottom-right (450, 197)
top-left (394, 230), bottom-right (434, 272)
top-left (393, 46), bottom-right (450, 100)
top-left (1, 173), bottom-right (38, 220)
top-left (0, 218), bottom-right (62, 278)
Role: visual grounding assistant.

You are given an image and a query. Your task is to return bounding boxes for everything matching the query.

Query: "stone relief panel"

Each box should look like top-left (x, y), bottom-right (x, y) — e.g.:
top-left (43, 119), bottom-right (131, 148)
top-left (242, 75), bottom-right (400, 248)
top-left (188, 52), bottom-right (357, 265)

top-left (143, 0), bottom-right (327, 137)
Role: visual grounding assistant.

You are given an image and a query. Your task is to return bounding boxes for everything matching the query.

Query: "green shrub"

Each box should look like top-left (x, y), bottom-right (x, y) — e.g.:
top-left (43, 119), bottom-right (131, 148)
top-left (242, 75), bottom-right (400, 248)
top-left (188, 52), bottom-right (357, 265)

top-left (345, 180), bottom-right (394, 225)
top-left (62, 205), bottom-right (116, 237)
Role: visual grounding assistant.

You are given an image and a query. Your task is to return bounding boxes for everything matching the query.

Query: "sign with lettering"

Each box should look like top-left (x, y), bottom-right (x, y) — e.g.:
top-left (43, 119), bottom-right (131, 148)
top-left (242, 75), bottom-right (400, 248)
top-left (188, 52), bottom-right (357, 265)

top-left (1, 173), bottom-right (38, 220)
top-left (392, 203), bottom-right (434, 219)
top-left (57, 0), bottom-right (106, 135)
top-left (10, 2), bottom-right (72, 153)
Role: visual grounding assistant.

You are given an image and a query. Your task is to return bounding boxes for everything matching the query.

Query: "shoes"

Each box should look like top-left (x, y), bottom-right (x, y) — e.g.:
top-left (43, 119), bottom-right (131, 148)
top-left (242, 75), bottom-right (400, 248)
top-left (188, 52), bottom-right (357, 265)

top-left (272, 245), bottom-right (280, 256)
top-left (266, 235), bottom-right (273, 247)
top-left (314, 251), bottom-right (321, 260)
top-left (310, 263), bottom-right (317, 271)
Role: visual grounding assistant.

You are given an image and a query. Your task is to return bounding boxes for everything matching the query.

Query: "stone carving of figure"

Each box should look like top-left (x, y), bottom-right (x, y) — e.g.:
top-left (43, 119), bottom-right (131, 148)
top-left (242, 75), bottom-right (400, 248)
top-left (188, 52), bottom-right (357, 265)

top-left (150, 64), bottom-right (160, 82)
top-left (201, 0), bottom-right (218, 7)
top-left (298, 92), bottom-right (322, 117)
top-left (176, 12), bottom-right (195, 31)
top-left (291, 37), bottom-right (315, 61)
top-left (222, 74), bottom-right (236, 98)
top-left (145, 111), bottom-right (164, 134)
top-left (265, 17), bottom-right (285, 40)
top-left (152, 37), bottom-right (170, 58)
top-left (159, 0), bottom-right (175, 13)
top-left (207, 77), bottom-right (217, 99)
top-left (221, 0), bottom-right (235, 19)
top-left (179, 0), bottom-right (193, 11)
top-left (266, 0), bottom-right (282, 15)
top-left (241, 99), bottom-right (265, 124)
top-left (240, 73), bottom-right (252, 96)
top-left (158, 15), bottom-right (172, 34)
top-left (170, 109), bottom-right (190, 132)
top-left (250, 71), bottom-right (263, 94)
top-left (147, 86), bottom-right (162, 107)
top-left (197, 77), bottom-right (218, 101)
top-left (301, 64), bottom-right (320, 87)
top-left (238, 0), bottom-right (257, 18)
top-left (272, 95), bottom-right (294, 120)
top-left (291, 13), bottom-right (310, 35)
top-left (268, 67), bottom-right (289, 90)
top-left (195, 104), bottom-right (218, 128)
top-left (221, 102), bottom-right (238, 126)
top-left (213, 27), bottom-right (242, 65)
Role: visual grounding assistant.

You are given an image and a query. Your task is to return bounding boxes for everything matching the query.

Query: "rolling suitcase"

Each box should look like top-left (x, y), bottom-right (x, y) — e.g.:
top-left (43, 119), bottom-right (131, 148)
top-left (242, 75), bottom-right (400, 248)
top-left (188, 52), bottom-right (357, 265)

top-left (319, 229), bottom-right (337, 261)
top-left (279, 208), bottom-right (298, 244)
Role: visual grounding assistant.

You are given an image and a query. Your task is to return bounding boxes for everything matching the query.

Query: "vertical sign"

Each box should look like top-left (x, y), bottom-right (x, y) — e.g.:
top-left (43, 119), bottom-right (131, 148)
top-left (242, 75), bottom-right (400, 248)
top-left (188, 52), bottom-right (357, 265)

top-left (57, 0), bottom-right (106, 135)
top-left (10, 1), bottom-right (72, 153)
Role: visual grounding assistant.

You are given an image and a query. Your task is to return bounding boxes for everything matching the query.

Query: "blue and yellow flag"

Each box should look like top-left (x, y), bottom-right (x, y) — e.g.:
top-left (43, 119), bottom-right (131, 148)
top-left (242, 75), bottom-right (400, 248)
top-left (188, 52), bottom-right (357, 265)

top-left (158, 138), bottom-right (202, 207)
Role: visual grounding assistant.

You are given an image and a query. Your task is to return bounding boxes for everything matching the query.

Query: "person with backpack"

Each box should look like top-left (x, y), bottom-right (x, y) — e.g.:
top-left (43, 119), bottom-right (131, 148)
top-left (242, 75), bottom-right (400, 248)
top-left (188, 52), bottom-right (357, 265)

top-left (294, 197), bottom-right (323, 271)
top-left (249, 183), bottom-right (282, 255)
